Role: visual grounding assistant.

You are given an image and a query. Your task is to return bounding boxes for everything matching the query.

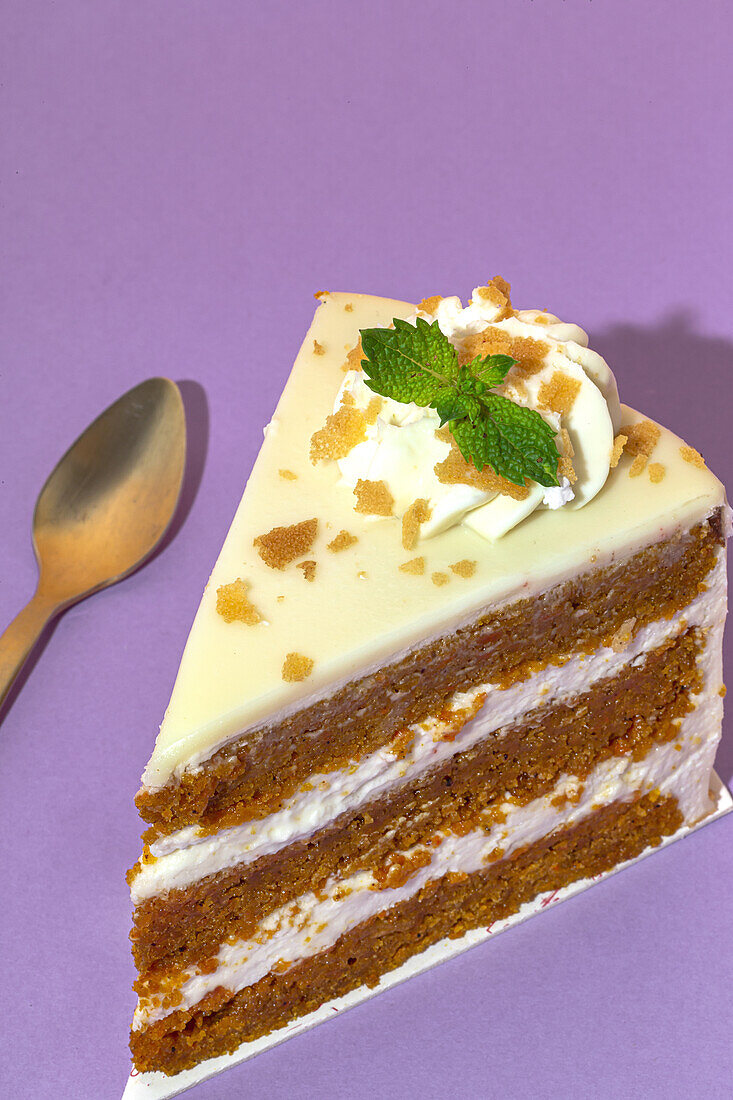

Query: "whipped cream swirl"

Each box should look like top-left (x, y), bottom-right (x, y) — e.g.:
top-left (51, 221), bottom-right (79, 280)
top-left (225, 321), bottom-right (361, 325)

top-left (336, 288), bottom-right (622, 541)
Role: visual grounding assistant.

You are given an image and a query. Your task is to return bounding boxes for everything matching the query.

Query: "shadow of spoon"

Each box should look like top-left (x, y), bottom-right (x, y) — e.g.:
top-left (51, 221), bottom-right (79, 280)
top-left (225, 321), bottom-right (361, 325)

top-left (0, 377), bottom-right (187, 714)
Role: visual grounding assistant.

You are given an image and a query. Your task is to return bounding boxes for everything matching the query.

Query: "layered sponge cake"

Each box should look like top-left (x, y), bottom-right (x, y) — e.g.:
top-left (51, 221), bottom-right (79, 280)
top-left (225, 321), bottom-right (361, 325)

top-left (128, 282), bottom-right (727, 1077)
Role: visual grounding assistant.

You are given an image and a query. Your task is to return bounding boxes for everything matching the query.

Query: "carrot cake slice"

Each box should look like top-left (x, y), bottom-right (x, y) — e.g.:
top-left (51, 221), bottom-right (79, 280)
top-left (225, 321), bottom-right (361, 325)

top-left (128, 280), bottom-right (728, 1078)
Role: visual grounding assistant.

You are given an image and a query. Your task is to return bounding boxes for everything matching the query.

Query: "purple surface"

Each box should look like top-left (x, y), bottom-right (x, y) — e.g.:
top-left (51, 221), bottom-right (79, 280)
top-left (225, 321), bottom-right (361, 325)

top-left (1, 3), bottom-right (732, 1098)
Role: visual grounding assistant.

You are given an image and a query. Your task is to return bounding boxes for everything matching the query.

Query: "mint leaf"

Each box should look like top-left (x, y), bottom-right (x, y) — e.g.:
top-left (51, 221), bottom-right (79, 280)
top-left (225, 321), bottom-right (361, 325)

top-left (452, 394), bottom-right (559, 487)
top-left (472, 354), bottom-right (515, 388)
top-left (358, 317), bottom-right (559, 489)
top-left (434, 390), bottom-right (483, 426)
top-left (360, 317), bottom-right (459, 405)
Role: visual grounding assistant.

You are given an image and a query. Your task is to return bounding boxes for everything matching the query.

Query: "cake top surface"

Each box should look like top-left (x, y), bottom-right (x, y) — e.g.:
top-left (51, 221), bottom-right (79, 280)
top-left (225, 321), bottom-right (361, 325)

top-left (141, 289), bottom-right (725, 789)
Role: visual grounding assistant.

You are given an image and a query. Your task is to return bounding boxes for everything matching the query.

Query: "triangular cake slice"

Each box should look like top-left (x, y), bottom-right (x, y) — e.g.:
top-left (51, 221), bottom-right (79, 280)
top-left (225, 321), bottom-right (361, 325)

top-left (128, 284), bottom-right (727, 1079)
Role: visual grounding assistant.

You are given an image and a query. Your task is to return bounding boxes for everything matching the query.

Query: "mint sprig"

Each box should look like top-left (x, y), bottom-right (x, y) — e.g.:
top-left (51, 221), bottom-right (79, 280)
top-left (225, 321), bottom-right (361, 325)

top-left (359, 318), bottom-right (559, 488)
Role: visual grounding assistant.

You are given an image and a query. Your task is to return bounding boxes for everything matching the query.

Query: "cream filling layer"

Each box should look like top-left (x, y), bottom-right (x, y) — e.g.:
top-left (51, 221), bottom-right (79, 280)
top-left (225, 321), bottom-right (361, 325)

top-left (134, 609), bottom-right (723, 1034)
top-left (132, 554), bottom-right (726, 905)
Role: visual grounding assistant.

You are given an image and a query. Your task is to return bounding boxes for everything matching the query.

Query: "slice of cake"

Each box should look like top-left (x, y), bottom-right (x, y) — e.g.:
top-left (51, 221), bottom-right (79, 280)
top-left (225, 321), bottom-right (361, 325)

top-left (128, 281), bottom-right (727, 1079)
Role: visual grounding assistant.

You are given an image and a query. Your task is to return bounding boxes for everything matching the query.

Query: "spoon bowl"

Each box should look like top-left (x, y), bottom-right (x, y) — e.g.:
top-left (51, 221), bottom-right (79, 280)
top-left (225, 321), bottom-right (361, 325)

top-left (0, 377), bottom-right (187, 709)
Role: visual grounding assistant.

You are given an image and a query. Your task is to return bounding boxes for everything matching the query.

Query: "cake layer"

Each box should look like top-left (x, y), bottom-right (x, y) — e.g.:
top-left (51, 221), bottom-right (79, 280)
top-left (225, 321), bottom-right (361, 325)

top-left (132, 649), bottom-right (721, 1041)
top-left (130, 624), bottom-right (702, 972)
top-left (131, 787), bottom-right (683, 1075)
top-left (137, 511), bottom-right (723, 838)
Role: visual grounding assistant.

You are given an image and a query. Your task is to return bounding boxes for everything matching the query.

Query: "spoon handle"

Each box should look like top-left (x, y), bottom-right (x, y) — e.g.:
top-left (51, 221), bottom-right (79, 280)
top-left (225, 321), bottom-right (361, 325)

top-left (0, 591), bottom-right (57, 711)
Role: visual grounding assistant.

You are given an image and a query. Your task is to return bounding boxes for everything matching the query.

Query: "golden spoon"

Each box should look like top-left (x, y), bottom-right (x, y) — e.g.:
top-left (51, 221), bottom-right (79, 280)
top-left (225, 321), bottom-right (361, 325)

top-left (0, 377), bottom-right (187, 711)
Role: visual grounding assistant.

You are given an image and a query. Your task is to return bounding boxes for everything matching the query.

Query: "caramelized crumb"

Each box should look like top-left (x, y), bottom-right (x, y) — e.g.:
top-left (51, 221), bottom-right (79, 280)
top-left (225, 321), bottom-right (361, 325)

top-left (342, 339), bottom-right (365, 374)
top-left (450, 559), bottom-right (476, 578)
top-left (371, 849), bottom-right (432, 891)
top-left (400, 556), bottom-right (425, 575)
top-left (434, 692), bottom-right (487, 743)
top-left (296, 560), bottom-right (317, 582)
top-left (719, 685), bottom-right (727, 698)
top-left (282, 653), bottom-right (314, 682)
top-left (390, 726), bottom-right (416, 759)
top-left (312, 340), bottom-right (325, 356)
top-left (610, 433), bottom-right (628, 468)
top-left (559, 455), bottom-right (577, 484)
top-left (474, 276), bottom-right (513, 320)
top-left (680, 443), bottom-right (706, 469)
top-left (310, 404), bottom-right (367, 462)
top-left (402, 498), bottom-right (432, 550)
top-left (344, 303), bottom-right (353, 312)
top-left (435, 434), bottom-right (529, 500)
top-left (620, 420), bottom-right (661, 477)
top-left (327, 530), bottom-right (358, 552)
top-left (353, 479), bottom-right (394, 516)
top-left (537, 371), bottom-right (582, 416)
top-left (483, 846), bottom-right (506, 865)
top-left (215, 579), bottom-right (263, 625)
top-left (648, 462), bottom-right (665, 484)
top-left (278, 468), bottom-right (298, 481)
top-left (432, 571), bottom-right (449, 586)
top-left (254, 518), bottom-right (318, 570)
top-left (560, 427), bottom-right (575, 459)
top-left (365, 396), bottom-right (383, 424)
top-left (417, 295), bottom-right (442, 314)
top-left (460, 327), bottom-right (549, 379)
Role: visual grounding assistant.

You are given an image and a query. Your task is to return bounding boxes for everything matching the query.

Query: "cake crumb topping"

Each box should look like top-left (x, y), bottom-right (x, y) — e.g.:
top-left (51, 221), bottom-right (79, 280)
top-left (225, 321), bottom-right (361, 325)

top-left (432, 571), bottom-right (449, 586)
top-left (451, 559), bottom-right (477, 578)
top-left (537, 371), bottom-right (582, 416)
top-left (327, 529), bottom-right (358, 552)
top-left (296, 560), bottom-right (317, 582)
top-left (680, 444), bottom-right (706, 469)
top-left (215, 579), bottom-right (263, 625)
top-left (399, 556), bottom-right (425, 575)
top-left (342, 339), bottom-right (365, 374)
top-left (621, 420), bottom-right (660, 477)
top-left (648, 462), bottom-right (666, 483)
top-left (417, 295), bottom-right (443, 314)
top-left (312, 339), bottom-right (325, 356)
top-left (364, 396), bottom-right (383, 424)
top-left (282, 653), bottom-right (314, 682)
top-left (344, 302), bottom-right (353, 312)
top-left (353, 478), bottom-right (394, 516)
top-left (558, 427), bottom-right (577, 483)
top-left (434, 428), bottom-right (529, 500)
top-left (310, 404), bottom-right (367, 462)
top-left (460, 327), bottom-right (549, 379)
top-left (402, 498), bottom-right (432, 550)
top-left (254, 518), bottom-right (318, 570)
top-left (610, 433), bottom-right (628, 468)
top-left (474, 275), bottom-right (513, 320)
top-left (278, 468), bottom-right (297, 481)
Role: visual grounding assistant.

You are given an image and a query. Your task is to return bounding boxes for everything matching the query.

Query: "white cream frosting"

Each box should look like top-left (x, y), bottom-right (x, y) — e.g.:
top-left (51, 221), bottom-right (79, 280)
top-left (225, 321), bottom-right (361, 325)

top-left (134, 596), bottom-right (724, 1032)
top-left (131, 553), bottom-right (726, 903)
top-left (335, 289), bottom-right (623, 541)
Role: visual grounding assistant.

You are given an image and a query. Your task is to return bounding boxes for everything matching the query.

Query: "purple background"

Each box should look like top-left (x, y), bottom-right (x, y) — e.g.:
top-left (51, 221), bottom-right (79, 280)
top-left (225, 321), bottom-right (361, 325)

top-left (2, 3), bottom-right (732, 1098)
